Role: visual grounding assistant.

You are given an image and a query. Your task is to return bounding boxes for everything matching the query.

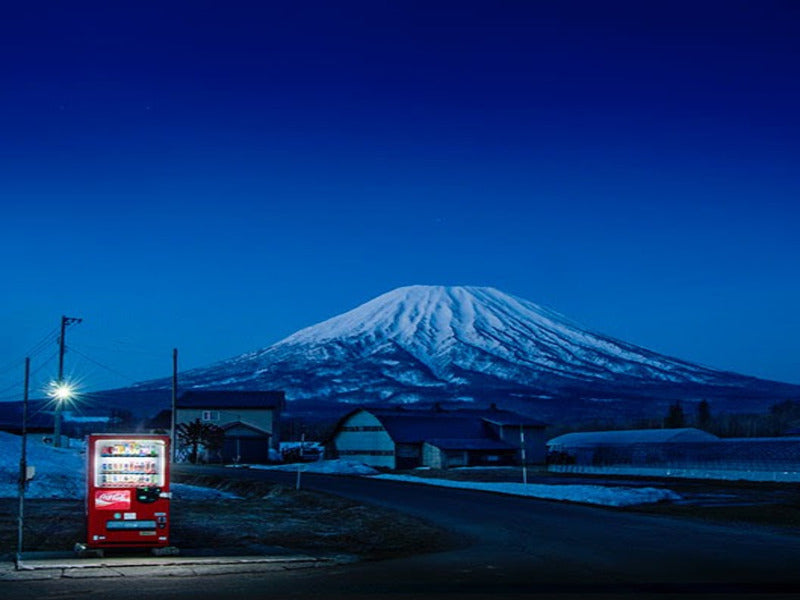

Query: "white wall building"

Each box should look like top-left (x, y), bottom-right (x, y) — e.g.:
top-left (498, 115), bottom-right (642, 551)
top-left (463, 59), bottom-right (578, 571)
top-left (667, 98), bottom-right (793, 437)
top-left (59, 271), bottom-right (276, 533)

top-left (331, 405), bottom-right (547, 470)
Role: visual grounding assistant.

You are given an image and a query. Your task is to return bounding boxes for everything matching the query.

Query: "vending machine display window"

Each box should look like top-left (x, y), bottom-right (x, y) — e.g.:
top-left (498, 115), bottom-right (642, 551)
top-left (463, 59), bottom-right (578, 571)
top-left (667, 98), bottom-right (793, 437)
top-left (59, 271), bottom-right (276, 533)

top-left (93, 439), bottom-right (166, 488)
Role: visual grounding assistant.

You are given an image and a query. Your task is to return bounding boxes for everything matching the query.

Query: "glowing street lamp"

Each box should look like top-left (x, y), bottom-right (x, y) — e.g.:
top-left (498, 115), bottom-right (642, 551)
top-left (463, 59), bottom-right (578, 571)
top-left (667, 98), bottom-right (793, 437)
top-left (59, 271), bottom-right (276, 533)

top-left (53, 315), bottom-right (81, 448)
top-left (49, 381), bottom-right (76, 447)
top-left (50, 382), bottom-right (75, 402)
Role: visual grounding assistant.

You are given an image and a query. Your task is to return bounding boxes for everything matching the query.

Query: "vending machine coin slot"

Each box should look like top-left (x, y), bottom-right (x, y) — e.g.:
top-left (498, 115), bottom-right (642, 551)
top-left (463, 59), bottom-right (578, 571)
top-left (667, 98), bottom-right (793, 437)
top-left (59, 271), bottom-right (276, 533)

top-left (136, 487), bottom-right (161, 504)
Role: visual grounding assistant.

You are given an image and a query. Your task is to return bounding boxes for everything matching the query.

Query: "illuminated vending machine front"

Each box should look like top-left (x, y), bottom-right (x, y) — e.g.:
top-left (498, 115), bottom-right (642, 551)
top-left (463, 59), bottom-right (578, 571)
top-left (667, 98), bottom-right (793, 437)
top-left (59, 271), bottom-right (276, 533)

top-left (86, 434), bottom-right (170, 549)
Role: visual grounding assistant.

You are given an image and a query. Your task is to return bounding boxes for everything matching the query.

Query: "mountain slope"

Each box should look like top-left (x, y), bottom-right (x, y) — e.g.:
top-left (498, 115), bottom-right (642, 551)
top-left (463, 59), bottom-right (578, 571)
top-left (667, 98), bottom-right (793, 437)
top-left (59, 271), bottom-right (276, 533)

top-left (129, 286), bottom-right (799, 421)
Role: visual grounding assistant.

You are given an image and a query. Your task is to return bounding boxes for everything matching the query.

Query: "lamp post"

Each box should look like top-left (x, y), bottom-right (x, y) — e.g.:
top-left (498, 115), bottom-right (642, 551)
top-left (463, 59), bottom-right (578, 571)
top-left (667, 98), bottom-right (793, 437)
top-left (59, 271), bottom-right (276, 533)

top-left (54, 315), bottom-right (81, 448)
top-left (50, 381), bottom-right (75, 448)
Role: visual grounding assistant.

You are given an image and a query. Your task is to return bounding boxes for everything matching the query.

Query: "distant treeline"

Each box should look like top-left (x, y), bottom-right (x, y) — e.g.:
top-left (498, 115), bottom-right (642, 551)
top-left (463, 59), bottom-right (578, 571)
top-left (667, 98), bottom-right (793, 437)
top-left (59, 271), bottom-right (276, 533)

top-left (548, 398), bottom-right (800, 439)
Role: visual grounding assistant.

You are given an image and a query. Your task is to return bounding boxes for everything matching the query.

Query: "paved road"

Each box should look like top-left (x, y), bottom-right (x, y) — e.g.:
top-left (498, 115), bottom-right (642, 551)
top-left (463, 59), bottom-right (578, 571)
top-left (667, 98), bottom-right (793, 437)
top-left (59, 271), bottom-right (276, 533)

top-left (6, 466), bottom-right (800, 598)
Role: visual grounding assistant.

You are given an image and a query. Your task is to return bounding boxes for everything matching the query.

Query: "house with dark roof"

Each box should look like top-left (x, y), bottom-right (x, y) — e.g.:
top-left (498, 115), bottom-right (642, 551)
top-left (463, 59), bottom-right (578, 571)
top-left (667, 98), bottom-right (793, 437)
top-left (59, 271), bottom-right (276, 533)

top-left (330, 405), bottom-right (547, 469)
top-left (175, 390), bottom-right (285, 464)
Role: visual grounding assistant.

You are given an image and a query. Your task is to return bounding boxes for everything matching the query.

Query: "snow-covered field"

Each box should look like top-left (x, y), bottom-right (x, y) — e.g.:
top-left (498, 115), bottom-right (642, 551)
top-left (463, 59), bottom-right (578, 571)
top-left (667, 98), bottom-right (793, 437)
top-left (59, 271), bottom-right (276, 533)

top-left (0, 432), bottom-right (237, 500)
top-left (0, 432), bottom-right (84, 499)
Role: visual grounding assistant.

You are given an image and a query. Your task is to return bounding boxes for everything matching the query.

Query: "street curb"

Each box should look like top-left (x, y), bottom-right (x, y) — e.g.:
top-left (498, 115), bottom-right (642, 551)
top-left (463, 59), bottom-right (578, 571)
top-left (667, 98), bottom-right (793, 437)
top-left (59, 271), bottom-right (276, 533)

top-left (1, 554), bottom-right (342, 581)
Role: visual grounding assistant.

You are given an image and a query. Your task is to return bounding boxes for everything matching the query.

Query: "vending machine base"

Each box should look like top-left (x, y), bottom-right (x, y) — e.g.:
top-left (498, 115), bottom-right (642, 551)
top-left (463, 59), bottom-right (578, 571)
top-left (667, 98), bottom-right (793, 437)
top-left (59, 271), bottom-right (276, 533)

top-left (74, 542), bottom-right (180, 558)
top-left (74, 542), bottom-right (104, 559)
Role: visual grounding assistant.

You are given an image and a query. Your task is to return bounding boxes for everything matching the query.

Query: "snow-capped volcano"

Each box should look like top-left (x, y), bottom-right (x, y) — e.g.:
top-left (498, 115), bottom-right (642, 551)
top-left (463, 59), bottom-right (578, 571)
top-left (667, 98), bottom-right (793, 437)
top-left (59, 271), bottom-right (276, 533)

top-left (271, 286), bottom-right (726, 385)
top-left (132, 285), bottom-right (798, 421)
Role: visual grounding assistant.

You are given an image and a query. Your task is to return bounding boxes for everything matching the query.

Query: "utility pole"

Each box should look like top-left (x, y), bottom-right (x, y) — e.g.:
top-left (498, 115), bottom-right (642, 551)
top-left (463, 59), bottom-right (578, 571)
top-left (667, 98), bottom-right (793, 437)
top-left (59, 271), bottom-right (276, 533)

top-left (16, 357), bottom-right (30, 570)
top-left (520, 424), bottom-right (528, 485)
top-left (296, 432), bottom-right (305, 491)
top-left (171, 348), bottom-right (178, 463)
top-left (54, 315), bottom-right (82, 448)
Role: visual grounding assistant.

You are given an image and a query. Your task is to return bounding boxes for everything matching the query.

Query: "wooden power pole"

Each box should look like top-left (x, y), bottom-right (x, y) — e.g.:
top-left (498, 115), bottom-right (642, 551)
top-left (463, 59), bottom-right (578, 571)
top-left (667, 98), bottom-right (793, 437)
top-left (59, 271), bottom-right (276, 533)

top-left (171, 348), bottom-right (178, 462)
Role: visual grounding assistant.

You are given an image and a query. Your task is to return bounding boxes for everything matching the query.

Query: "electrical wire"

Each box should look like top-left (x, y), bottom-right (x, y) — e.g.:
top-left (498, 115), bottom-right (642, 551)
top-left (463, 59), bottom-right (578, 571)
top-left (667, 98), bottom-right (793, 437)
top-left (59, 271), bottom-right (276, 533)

top-left (0, 326), bottom-right (60, 377)
top-left (67, 345), bottom-right (140, 386)
top-left (0, 349), bottom-right (59, 401)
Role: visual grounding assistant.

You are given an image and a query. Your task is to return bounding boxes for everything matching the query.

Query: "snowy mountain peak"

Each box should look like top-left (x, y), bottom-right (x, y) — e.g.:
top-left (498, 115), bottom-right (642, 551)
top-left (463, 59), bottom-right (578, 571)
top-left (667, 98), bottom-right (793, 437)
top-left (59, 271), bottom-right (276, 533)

top-left (140, 285), bottom-right (800, 422)
top-left (280, 285), bottom-right (569, 347)
top-left (271, 285), bottom-right (708, 384)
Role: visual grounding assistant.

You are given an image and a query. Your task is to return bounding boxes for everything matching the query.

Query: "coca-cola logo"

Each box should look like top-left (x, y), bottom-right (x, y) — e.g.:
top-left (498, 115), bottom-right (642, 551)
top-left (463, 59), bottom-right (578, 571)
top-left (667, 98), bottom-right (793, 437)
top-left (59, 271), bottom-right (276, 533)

top-left (95, 489), bottom-right (131, 510)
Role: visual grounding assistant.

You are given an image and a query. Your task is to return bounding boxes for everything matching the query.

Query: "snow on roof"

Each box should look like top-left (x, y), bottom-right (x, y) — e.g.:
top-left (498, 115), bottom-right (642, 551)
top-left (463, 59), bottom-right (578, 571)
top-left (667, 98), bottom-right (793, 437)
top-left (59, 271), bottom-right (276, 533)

top-left (220, 420), bottom-right (272, 436)
top-left (547, 428), bottom-right (718, 448)
top-left (718, 436), bottom-right (800, 443)
top-left (177, 390), bottom-right (285, 409)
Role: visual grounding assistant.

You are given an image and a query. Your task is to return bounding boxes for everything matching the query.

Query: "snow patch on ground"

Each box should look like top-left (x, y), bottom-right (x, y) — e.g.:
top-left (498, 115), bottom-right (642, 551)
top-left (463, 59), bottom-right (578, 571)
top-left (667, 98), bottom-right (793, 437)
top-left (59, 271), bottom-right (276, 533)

top-left (248, 459), bottom-right (379, 476)
top-left (245, 459), bottom-right (680, 506)
top-left (374, 474), bottom-right (681, 507)
top-left (0, 432), bottom-right (84, 499)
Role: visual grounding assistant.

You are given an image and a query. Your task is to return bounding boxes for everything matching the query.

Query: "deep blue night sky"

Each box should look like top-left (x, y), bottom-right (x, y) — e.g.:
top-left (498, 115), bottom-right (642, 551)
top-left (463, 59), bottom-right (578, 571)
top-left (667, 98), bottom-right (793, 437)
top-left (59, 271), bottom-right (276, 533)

top-left (2, 1), bottom-right (799, 398)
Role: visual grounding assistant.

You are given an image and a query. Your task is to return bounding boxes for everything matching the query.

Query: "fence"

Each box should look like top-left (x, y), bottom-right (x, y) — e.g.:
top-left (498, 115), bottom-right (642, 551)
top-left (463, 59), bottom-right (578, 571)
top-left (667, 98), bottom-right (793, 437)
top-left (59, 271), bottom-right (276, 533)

top-left (548, 463), bottom-right (800, 482)
top-left (547, 438), bottom-right (800, 482)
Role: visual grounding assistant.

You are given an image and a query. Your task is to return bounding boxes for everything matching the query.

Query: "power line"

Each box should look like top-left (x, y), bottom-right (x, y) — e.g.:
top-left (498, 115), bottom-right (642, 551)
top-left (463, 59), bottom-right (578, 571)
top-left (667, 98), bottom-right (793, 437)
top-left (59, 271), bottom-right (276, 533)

top-left (0, 327), bottom-right (60, 377)
top-left (72, 340), bottom-right (161, 357)
top-left (67, 345), bottom-right (141, 386)
top-left (0, 350), bottom-right (59, 400)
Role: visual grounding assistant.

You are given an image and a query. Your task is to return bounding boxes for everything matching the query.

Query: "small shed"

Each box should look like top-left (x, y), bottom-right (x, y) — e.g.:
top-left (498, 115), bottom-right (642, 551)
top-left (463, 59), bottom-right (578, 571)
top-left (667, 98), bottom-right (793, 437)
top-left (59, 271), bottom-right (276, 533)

top-left (219, 421), bottom-right (274, 464)
top-left (422, 438), bottom-right (516, 469)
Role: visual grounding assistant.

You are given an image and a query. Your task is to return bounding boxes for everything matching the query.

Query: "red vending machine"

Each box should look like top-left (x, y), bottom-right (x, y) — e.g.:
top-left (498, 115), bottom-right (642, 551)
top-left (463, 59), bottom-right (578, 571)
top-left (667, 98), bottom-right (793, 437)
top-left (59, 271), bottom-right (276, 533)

top-left (86, 434), bottom-right (171, 550)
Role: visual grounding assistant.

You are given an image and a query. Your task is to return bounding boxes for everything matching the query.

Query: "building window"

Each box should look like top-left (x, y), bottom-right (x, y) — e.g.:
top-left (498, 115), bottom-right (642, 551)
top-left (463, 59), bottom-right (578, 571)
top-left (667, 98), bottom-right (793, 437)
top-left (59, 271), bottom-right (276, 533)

top-left (202, 410), bottom-right (220, 421)
top-left (338, 450), bottom-right (394, 456)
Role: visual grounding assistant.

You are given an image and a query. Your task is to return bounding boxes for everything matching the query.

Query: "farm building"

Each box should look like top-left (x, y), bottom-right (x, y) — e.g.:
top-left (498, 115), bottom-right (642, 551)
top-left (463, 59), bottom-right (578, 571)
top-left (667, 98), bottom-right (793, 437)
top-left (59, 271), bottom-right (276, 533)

top-left (547, 428), bottom-right (718, 466)
top-left (547, 428), bottom-right (800, 474)
top-left (175, 390), bottom-right (285, 463)
top-left (422, 439), bottom-right (518, 469)
top-left (331, 405), bottom-right (547, 469)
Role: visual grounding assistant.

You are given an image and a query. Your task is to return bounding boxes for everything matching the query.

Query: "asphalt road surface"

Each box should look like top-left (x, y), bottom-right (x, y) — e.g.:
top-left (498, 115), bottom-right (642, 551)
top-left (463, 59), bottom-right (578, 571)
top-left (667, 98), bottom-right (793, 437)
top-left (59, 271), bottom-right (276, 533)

top-left (6, 466), bottom-right (800, 599)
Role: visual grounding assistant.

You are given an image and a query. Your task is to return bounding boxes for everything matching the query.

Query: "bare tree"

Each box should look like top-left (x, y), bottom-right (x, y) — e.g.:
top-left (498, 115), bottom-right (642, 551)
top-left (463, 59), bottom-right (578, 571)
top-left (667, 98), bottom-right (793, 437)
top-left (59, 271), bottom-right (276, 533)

top-left (176, 419), bottom-right (224, 464)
